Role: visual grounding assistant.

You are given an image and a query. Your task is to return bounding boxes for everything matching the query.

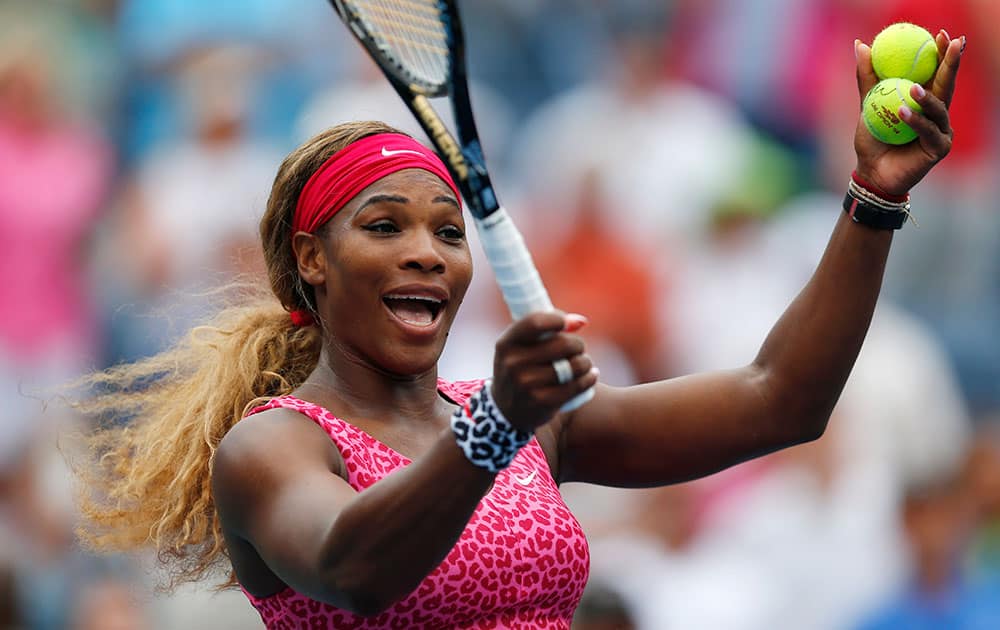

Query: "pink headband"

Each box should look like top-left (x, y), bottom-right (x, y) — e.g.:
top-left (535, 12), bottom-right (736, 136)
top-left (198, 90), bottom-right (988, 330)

top-left (291, 132), bottom-right (461, 235)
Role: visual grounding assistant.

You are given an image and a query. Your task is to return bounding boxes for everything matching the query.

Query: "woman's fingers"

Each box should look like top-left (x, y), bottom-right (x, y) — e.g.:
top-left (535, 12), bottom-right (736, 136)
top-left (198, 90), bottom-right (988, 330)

top-left (910, 83), bottom-right (950, 134)
top-left (934, 29), bottom-right (950, 65)
top-left (513, 354), bottom-right (594, 389)
top-left (523, 367), bottom-right (600, 410)
top-left (930, 36), bottom-right (964, 108)
top-left (906, 82), bottom-right (953, 164)
top-left (901, 103), bottom-right (952, 161)
top-left (492, 311), bottom-right (595, 429)
top-left (495, 311), bottom-right (567, 349)
top-left (855, 41), bottom-right (878, 107)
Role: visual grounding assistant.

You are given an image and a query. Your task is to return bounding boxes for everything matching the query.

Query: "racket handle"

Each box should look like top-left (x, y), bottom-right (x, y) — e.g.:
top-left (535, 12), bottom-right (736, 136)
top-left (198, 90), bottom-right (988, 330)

top-left (474, 207), bottom-right (595, 413)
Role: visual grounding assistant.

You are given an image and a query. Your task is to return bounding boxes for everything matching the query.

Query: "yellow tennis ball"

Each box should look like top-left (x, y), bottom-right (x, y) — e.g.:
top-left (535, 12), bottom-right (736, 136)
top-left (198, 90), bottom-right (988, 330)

top-left (871, 22), bottom-right (939, 84)
top-left (862, 78), bottom-right (923, 145)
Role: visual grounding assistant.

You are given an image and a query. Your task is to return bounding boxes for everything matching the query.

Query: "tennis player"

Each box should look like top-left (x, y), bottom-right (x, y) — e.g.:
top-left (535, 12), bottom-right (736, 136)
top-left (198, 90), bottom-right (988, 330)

top-left (75, 35), bottom-right (964, 628)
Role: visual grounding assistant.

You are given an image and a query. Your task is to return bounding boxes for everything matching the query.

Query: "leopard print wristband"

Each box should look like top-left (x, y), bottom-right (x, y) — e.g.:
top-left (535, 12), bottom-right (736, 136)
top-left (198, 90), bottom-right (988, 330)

top-left (451, 381), bottom-right (532, 473)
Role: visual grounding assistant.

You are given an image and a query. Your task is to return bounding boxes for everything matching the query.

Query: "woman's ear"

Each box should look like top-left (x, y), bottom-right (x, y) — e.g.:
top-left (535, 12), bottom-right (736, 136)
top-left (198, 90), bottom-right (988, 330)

top-left (291, 231), bottom-right (326, 288)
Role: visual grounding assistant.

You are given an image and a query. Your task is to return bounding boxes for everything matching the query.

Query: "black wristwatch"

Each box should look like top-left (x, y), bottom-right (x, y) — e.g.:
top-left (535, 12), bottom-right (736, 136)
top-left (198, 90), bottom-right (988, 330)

top-left (843, 191), bottom-right (908, 230)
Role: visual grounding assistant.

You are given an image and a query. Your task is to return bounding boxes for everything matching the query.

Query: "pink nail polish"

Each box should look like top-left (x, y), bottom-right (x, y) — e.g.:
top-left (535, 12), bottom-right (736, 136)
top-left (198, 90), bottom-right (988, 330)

top-left (913, 84), bottom-right (926, 99)
top-left (564, 314), bottom-right (589, 333)
top-left (899, 105), bottom-right (913, 119)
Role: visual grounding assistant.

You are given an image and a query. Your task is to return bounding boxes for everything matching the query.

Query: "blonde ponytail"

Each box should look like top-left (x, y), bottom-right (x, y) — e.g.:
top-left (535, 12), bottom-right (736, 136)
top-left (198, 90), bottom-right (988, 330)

top-left (74, 292), bottom-right (320, 588)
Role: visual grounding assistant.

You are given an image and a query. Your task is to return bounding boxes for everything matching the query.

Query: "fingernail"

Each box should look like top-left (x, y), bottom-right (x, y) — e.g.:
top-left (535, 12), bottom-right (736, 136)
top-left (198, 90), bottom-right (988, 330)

top-left (564, 313), bottom-right (589, 333)
top-left (854, 39), bottom-right (860, 60)
top-left (913, 84), bottom-right (926, 99)
top-left (589, 366), bottom-right (600, 379)
top-left (899, 105), bottom-right (913, 120)
top-left (941, 29), bottom-right (951, 41)
top-left (960, 36), bottom-right (967, 54)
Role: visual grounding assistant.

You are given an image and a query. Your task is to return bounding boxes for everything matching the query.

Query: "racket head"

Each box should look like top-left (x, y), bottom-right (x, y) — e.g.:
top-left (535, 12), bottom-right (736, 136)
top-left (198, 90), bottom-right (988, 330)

top-left (330, 0), bottom-right (496, 218)
top-left (330, 0), bottom-right (457, 98)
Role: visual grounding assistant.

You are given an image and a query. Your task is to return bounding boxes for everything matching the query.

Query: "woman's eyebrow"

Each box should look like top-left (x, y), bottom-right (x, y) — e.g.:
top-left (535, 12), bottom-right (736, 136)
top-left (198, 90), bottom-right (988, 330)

top-left (354, 193), bottom-right (460, 217)
top-left (355, 193), bottom-right (410, 215)
top-left (433, 195), bottom-right (460, 208)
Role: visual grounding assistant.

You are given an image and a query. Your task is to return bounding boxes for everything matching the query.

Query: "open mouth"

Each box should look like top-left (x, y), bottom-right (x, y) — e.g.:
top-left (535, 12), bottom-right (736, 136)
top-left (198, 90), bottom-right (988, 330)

top-left (382, 295), bottom-right (445, 327)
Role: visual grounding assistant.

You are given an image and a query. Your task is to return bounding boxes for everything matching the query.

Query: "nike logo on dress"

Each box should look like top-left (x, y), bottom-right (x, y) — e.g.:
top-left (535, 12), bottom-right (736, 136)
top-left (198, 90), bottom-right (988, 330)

top-left (381, 146), bottom-right (424, 157)
top-left (514, 469), bottom-right (537, 486)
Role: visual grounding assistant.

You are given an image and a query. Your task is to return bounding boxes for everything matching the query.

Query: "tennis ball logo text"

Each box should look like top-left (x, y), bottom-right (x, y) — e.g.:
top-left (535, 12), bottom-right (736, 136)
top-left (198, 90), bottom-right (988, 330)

top-left (868, 84), bottom-right (904, 135)
top-left (870, 102), bottom-right (902, 132)
top-left (412, 95), bottom-right (468, 179)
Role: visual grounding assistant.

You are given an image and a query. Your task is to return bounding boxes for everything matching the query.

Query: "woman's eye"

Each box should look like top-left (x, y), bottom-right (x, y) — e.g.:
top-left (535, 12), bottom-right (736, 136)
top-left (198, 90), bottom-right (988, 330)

top-left (363, 221), bottom-right (399, 234)
top-left (438, 226), bottom-right (465, 240)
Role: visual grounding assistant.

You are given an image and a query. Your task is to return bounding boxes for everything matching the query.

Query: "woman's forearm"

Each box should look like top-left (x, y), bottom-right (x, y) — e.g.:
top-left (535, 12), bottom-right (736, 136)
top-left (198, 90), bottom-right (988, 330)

top-left (314, 430), bottom-right (493, 615)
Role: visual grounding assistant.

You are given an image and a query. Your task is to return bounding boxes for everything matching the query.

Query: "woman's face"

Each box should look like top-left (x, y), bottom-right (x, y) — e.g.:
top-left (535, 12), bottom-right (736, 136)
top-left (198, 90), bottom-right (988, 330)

top-left (307, 168), bottom-right (473, 376)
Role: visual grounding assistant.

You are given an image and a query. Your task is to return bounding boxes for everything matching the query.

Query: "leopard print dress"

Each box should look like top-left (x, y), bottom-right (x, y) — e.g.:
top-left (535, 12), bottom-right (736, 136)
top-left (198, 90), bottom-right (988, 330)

top-left (241, 378), bottom-right (590, 629)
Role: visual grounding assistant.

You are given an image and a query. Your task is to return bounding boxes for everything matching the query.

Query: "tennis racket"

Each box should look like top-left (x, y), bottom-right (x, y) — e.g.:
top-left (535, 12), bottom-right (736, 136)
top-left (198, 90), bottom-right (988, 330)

top-left (327, 0), bottom-right (594, 412)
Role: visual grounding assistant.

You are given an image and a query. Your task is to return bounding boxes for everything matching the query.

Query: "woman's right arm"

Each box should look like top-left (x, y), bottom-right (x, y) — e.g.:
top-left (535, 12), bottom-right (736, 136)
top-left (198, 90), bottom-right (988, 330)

top-left (212, 409), bottom-right (494, 616)
top-left (212, 313), bottom-right (594, 617)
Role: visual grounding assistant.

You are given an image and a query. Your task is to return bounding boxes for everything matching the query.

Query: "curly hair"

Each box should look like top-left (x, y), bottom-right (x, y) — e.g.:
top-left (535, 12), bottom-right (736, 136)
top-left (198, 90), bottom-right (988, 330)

top-left (73, 121), bottom-right (406, 589)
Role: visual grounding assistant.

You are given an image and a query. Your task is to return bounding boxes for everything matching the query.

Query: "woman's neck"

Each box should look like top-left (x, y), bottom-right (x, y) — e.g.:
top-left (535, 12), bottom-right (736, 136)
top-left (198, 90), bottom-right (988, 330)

top-left (296, 346), bottom-right (448, 424)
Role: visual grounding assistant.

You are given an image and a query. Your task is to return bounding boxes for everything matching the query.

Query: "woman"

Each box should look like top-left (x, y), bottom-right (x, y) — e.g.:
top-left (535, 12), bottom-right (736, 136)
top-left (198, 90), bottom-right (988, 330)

top-left (76, 35), bottom-right (964, 628)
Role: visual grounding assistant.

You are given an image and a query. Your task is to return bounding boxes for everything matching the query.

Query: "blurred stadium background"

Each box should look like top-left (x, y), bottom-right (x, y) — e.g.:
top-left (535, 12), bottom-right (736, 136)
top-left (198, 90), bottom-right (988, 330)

top-left (1, 0), bottom-right (998, 628)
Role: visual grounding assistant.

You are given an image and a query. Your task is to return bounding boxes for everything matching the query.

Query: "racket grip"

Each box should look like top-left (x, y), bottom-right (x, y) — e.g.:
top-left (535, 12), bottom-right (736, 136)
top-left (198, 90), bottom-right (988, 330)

top-left (474, 207), bottom-right (594, 413)
top-left (474, 208), bottom-right (552, 319)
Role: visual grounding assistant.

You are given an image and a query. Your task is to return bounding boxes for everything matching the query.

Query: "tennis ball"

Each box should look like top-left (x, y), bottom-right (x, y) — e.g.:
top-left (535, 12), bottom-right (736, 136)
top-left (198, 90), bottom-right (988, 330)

top-left (871, 22), bottom-right (939, 84)
top-left (862, 78), bottom-right (923, 145)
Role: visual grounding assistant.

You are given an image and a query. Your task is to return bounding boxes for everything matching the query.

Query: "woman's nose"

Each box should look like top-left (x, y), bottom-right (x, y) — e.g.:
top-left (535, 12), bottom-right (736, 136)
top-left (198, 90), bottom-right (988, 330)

top-left (401, 230), bottom-right (446, 273)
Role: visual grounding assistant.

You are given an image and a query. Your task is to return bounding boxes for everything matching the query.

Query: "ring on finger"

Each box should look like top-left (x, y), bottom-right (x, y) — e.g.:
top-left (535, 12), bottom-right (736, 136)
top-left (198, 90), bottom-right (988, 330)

top-left (552, 358), bottom-right (573, 385)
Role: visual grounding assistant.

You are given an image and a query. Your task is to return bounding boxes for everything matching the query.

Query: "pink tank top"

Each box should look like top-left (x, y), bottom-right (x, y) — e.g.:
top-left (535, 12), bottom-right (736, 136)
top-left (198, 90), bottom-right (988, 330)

top-left (241, 378), bottom-right (590, 629)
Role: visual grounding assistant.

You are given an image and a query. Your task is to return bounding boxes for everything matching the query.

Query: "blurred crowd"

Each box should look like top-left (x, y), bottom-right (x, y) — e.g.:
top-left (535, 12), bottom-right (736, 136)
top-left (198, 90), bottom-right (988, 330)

top-left (1, 0), bottom-right (998, 628)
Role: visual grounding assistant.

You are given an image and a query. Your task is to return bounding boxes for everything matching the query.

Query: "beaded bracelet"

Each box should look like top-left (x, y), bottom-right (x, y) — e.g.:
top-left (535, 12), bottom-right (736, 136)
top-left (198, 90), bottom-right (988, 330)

top-left (451, 381), bottom-right (532, 473)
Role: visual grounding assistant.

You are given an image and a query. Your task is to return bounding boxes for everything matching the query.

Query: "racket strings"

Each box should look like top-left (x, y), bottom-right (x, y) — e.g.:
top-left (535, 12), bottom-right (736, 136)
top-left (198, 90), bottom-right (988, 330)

top-left (353, 0), bottom-right (449, 88)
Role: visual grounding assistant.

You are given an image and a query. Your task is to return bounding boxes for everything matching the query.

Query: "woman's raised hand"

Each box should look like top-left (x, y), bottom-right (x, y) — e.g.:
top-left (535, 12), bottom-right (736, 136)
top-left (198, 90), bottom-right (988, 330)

top-left (490, 312), bottom-right (598, 432)
top-left (853, 32), bottom-right (964, 196)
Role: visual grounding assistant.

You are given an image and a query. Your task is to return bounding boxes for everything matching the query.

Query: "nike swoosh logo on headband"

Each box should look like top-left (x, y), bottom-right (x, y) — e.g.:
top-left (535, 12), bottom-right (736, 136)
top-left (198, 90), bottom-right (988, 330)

top-left (381, 146), bottom-right (424, 157)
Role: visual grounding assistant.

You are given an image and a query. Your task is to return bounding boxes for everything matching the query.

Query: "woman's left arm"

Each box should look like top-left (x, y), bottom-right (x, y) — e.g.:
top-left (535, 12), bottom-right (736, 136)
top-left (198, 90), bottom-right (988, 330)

top-left (554, 34), bottom-right (965, 487)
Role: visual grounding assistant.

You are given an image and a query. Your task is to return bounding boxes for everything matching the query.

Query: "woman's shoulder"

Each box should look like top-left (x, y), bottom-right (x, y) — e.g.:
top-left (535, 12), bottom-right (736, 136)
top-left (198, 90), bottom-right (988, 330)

top-left (212, 402), bottom-right (347, 538)
top-left (215, 400), bottom-right (343, 488)
top-left (221, 401), bottom-right (338, 461)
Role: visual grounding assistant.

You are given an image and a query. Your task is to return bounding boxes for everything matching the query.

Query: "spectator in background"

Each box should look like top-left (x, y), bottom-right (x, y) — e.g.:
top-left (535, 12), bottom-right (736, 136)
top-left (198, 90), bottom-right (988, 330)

top-left (0, 8), bottom-right (114, 630)
top-left (511, 2), bottom-right (756, 386)
top-left (70, 576), bottom-right (149, 630)
top-left (295, 44), bottom-right (516, 183)
top-left (963, 420), bottom-right (1000, 579)
top-left (532, 171), bottom-right (668, 385)
top-left (114, 0), bottom-right (348, 163)
top-left (856, 467), bottom-right (1000, 630)
top-left (870, 0), bottom-right (1000, 416)
top-left (103, 43), bottom-right (284, 363)
top-left (667, 0), bottom-right (875, 173)
top-left (571, 581), bottom-right (637, 630)
top-left (513, 3), bottom-right (754, 253)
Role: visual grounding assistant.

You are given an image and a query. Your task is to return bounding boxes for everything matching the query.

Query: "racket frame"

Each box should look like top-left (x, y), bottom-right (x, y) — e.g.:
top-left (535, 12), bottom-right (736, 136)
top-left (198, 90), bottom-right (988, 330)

top-left (328, 0), bottom-right (595, 411)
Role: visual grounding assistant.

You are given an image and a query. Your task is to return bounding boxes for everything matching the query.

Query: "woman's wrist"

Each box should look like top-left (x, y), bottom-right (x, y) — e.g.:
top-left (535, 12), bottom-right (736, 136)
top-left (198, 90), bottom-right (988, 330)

top-left (844, 170), bottom-right (912, 230)
top-left (851, 169), bottom-right (910, 201)
top-left (450, 381), bottom-right (532, 473)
